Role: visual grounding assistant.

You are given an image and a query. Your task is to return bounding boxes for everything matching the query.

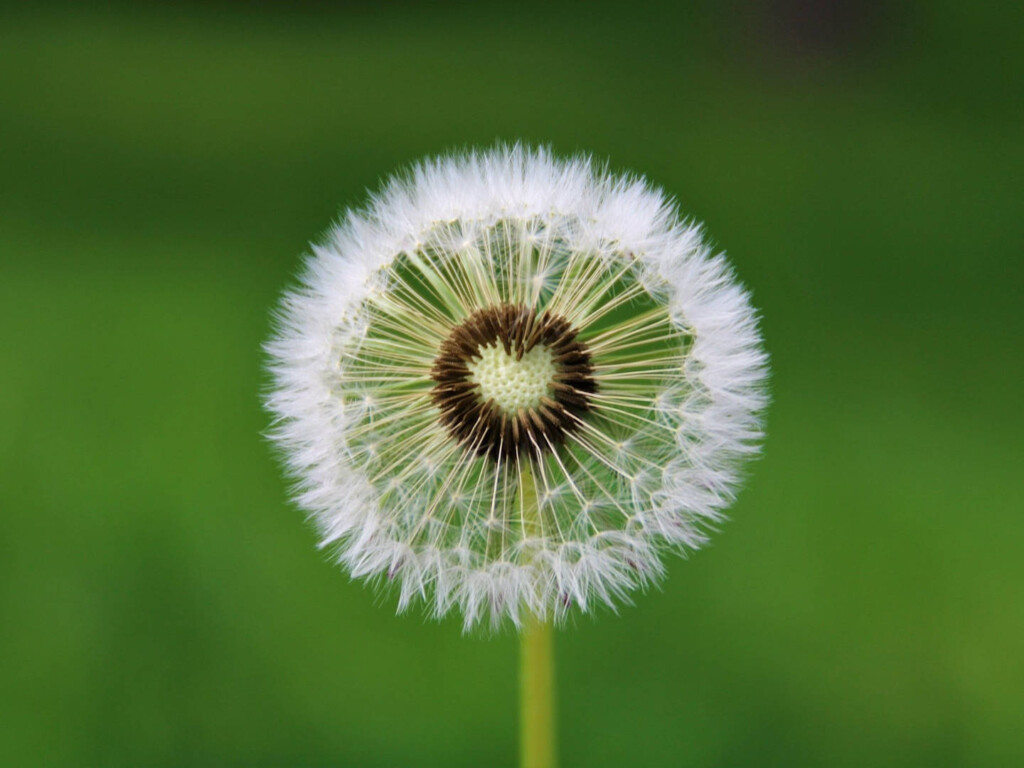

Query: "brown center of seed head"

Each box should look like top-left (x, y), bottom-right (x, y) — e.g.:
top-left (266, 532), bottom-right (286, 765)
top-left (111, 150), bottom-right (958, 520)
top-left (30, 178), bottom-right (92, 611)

top-left (430, 303), bottom-right (596, 462)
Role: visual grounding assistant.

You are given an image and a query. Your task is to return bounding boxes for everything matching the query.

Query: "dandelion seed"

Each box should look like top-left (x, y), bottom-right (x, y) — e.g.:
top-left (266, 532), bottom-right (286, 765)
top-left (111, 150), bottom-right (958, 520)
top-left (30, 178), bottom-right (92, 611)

top-left (266, 145), bottom-right (768, 631)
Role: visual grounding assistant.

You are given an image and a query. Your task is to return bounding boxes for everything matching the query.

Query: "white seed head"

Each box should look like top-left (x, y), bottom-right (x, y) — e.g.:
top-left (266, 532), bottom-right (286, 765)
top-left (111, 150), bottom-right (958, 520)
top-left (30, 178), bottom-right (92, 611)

top-left (265, 144), bottom-right (769, 630)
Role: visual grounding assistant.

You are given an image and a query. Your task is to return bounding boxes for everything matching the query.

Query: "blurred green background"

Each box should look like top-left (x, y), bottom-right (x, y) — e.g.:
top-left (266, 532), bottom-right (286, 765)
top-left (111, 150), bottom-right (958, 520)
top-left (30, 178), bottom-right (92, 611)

top-left (2, 2), bottom-right (1021, 766)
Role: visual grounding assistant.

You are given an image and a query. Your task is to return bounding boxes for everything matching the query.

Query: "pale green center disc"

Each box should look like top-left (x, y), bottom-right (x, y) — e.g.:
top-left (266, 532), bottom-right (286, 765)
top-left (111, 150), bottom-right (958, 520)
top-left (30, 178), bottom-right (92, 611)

top-left (467, 344), bottom-right (556, 413)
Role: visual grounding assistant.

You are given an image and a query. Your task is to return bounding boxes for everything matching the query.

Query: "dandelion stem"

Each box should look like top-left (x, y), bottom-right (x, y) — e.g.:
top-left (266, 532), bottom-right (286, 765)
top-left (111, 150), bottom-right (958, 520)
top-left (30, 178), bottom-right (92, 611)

top-left (520, 616), bottom-right (556, 768)
top-left (519, 463), bottom-right (557, 768)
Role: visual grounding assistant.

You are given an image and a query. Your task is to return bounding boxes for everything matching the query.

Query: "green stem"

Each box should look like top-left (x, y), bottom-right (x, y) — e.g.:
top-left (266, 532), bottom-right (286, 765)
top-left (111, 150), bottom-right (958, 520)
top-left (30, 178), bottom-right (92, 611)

top-left (520, 612), bottom-right (556, 768)
top-left (519, 463), bottom-right (557, 768)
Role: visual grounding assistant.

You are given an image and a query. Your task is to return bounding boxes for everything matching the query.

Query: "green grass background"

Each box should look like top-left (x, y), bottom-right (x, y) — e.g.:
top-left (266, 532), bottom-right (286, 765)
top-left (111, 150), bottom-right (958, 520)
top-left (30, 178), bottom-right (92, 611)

top-left (2, 3), bottom-right (1021, 766)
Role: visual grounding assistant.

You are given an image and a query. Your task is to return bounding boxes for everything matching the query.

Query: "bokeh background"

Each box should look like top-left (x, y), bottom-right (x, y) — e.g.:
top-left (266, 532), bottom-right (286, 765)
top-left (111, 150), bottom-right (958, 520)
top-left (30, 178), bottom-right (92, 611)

top-left (2, 2), bottom-right (1021, 766)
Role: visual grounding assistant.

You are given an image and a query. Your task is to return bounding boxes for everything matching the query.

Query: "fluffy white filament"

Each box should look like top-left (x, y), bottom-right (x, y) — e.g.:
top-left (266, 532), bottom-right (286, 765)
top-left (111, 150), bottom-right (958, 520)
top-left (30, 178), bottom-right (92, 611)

top-left (265, 145), bottom-right (769, 630)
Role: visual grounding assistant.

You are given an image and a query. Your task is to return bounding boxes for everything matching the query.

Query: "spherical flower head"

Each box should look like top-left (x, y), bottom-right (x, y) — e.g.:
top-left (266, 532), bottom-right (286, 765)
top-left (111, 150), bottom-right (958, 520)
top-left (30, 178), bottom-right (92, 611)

top-left (266, 145), bottom-right (769, 630)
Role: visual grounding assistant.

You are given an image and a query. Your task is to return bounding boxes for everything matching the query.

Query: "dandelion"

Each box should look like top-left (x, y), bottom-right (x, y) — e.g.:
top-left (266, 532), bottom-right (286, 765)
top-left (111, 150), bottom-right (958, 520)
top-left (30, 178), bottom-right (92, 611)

top-left (265, 144), bottom-right (768, 766)
top-left (267, 143), bottom-right (767, 624)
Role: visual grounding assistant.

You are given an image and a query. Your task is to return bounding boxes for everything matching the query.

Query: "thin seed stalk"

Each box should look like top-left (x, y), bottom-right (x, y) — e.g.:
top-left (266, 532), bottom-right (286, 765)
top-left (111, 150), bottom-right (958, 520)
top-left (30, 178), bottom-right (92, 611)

top-left (519, 463), bottom-right (557, 768)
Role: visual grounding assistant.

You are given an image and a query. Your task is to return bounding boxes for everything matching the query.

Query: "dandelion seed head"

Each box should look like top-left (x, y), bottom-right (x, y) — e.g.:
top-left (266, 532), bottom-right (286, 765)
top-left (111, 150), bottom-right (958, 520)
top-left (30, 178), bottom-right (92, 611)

top-left (266, 144), bottom-right (769, 630)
